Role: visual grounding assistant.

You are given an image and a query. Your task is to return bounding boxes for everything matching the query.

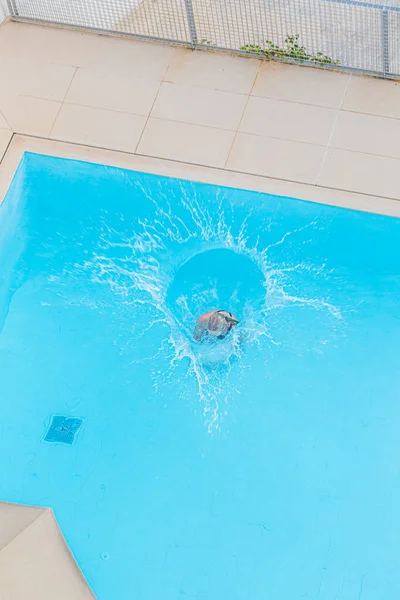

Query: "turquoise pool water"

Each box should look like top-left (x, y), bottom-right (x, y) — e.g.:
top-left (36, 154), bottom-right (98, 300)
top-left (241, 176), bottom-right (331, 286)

top-left (1, 152), bottom-right (400, 599)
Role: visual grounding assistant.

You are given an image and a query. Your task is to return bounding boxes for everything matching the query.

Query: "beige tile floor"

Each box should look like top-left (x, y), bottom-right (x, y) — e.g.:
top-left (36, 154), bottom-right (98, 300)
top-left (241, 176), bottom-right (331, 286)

top-left (0, 502), bottom-right (95, 600)
top-left (1, 19), bottom-right (400, 207)
top-left (1, 21), bottom-right (400, 599)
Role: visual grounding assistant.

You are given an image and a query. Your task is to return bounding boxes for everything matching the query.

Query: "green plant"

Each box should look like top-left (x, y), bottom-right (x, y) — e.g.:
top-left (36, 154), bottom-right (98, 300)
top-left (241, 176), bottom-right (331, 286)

top-left (240, 35), bottom-right (339, 66)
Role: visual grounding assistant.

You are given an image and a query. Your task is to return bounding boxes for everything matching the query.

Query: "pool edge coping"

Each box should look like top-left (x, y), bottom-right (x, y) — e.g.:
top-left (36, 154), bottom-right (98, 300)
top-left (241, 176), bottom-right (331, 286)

top-left (1, 134), bottom-right (400, 218)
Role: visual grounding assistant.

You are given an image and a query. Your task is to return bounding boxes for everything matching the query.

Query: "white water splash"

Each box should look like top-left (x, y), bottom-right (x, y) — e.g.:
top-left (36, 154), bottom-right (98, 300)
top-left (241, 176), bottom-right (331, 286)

top-left (52, 182), bottom-right (342, 431)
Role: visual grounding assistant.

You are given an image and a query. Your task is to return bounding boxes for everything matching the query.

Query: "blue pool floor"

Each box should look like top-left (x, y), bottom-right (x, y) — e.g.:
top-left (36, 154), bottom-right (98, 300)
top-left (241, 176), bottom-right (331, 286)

top-left (1, 153), bottom-right (400, 599)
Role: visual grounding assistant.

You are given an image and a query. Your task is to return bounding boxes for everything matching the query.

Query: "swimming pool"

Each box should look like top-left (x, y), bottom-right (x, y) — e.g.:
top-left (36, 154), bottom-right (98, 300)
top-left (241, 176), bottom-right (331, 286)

top-left (1, 151), bottom-right (400, 599)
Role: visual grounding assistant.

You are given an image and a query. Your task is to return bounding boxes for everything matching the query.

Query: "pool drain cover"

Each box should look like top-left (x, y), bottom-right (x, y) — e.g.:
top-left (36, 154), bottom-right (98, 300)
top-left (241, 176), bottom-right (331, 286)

top-left (43, 415), bottom-right (83, 445)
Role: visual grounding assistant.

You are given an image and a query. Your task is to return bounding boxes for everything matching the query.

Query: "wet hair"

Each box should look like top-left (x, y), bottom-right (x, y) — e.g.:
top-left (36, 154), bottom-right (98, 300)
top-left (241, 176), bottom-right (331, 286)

top-left (207, 312), bottom-right (228, 336)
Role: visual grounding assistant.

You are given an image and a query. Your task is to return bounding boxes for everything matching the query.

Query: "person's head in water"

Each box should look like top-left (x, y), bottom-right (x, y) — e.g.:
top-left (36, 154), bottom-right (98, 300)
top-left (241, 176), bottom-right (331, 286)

top-left (193, 310), bottom-right (239, 342)
top-left (208, 312), bottom-right (230, 337)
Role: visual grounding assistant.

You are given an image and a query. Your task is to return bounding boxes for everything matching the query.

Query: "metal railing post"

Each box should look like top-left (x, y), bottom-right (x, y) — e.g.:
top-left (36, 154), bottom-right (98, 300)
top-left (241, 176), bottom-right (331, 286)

top-left (183, 0), bottom-right (197, 45)
top-left (6, 0), bottom-right (19, 16)
top-left (381, 8), bottom-right (390, 76)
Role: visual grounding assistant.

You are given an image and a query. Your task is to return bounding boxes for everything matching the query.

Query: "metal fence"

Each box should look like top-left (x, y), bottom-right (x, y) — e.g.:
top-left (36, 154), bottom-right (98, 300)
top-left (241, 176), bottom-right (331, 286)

top-left (5, 0), bottom-right (400, 78)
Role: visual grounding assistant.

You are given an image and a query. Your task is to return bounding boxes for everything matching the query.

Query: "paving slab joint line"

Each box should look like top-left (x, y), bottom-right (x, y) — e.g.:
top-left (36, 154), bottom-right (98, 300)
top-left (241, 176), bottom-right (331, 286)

top-left (0, 107), bottom-right (12, 131)
top-left (134, 77), bottom-right (167, 154)
top-left (0, 132), bottom-right (15, 165)
top-left (0, 506), bottom-right (47, 555)
top-left (316, 73), bottom-right (352, 184)
top-left (48, 66), bottom-right (78, 138)
top-left (223, 61), bottom-right (262, 169)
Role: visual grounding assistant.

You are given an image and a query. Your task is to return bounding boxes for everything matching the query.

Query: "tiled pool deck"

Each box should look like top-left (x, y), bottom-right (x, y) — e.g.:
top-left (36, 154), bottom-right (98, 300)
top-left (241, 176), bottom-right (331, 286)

top-left (1, 20), bottom-right (400, 215)
top-left (1, 17), bottom-right (400, 600)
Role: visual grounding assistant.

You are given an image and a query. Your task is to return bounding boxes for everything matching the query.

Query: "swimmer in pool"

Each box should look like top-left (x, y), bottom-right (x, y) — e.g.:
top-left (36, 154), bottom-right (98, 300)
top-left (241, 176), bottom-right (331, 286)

top-left (193, 310), bottom-right (239, 342)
